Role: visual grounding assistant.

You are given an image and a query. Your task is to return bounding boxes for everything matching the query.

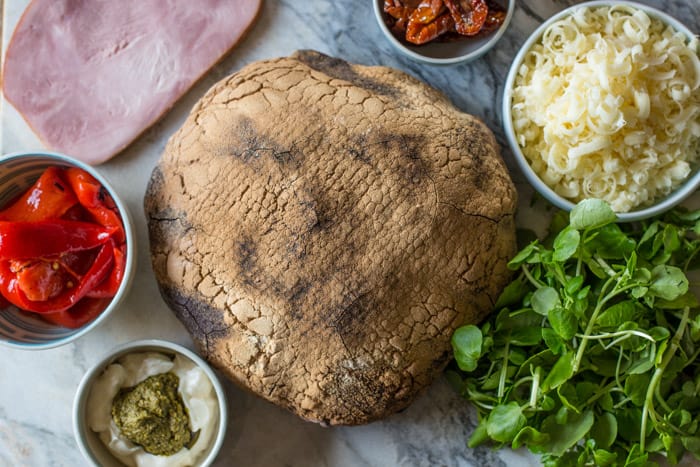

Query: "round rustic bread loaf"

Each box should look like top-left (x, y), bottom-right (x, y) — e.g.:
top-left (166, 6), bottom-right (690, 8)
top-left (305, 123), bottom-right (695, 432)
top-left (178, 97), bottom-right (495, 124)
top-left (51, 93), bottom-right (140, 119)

top-left (145, 50), bottom-right (517, 425)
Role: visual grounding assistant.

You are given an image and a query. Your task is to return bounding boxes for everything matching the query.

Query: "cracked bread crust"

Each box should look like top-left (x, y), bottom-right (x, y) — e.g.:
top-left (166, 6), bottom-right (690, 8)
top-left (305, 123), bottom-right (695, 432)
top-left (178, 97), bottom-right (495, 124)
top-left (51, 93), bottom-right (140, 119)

top-left (144, 50), bottom-right (517, 425)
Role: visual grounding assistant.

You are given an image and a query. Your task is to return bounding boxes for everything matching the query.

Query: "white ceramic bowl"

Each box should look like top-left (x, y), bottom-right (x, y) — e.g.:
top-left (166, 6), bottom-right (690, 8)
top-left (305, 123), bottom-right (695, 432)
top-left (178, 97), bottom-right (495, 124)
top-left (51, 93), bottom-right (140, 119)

top-left (0, 151), bottom-right (136, 349)
top-left (373, 0), bottom-right (514, 65)
top-left (73, 339), bottom-right (228, 467)
top-left (503, 0), bottom-right (700, 222)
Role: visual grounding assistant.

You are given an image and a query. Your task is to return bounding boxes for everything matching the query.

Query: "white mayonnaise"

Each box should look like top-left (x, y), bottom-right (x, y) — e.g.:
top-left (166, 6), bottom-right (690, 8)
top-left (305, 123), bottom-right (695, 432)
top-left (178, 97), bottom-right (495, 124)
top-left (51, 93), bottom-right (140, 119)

top-left (87, 352), bottom-right (218, 467)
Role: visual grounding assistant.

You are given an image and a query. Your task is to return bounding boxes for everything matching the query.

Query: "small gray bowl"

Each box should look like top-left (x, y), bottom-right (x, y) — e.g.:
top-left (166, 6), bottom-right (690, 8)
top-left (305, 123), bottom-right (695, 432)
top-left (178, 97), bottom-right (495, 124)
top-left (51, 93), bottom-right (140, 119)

top-left (0, 151), bottom-right (136, 349)
top-left (503, 0), bottom-right (700, 222)
top-left (373, 0), bottom-right (514, 65)
top-left (73, 339), bottom-right (228, 467)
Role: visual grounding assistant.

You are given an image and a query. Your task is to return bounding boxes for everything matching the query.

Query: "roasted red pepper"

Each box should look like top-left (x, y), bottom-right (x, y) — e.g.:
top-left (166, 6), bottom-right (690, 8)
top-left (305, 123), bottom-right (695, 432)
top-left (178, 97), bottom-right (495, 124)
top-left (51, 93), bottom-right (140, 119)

top-left (41, 297), bottom-right (112, 329)
top-left (0, 166), bottom-right (127, 327)
top-left (87, 244), bottom-right (126, 298)
top-left (64, 168), bottom-right (125, 244)
top-left (0, 166), bottom-right (77, 222)
top-left (0, 220), bottom-right (114, 260)
top-left (0, 240), bottom-right (114, 314)
top-left (15, 261), bottom-right (66, 302)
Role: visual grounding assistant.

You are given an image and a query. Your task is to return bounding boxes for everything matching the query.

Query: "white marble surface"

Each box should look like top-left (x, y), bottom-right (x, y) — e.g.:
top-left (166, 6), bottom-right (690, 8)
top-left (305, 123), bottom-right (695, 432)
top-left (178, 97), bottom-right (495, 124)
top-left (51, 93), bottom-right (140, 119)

top-left (1, 1), bottom-right (699, 466)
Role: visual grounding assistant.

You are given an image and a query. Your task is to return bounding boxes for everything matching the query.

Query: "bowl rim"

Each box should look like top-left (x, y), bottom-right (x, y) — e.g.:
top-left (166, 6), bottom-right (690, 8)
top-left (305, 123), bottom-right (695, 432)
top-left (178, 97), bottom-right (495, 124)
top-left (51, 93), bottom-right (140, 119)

top-left (372, 0), bottom-right (515, 65)
top-left (0, 150), bottom-right (137, 350)
top-left (73, 339), bottom-right (229, 467)
top-left (502, 0), bottom-right (700, 222)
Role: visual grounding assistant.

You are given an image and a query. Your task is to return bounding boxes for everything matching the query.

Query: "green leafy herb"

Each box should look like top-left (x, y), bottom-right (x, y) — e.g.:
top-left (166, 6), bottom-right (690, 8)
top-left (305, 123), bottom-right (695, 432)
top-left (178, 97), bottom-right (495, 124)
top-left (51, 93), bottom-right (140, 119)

top-left (452, 325), bottom-right (482, 372)
top-left (449, 200), bottom-right (700, 466)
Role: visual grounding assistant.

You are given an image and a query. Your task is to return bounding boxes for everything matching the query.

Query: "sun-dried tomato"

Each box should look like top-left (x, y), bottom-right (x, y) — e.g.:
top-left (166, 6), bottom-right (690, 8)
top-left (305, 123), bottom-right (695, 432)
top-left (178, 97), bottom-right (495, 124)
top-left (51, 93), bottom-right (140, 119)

top-left (383, 0), bottom-right (505, 45)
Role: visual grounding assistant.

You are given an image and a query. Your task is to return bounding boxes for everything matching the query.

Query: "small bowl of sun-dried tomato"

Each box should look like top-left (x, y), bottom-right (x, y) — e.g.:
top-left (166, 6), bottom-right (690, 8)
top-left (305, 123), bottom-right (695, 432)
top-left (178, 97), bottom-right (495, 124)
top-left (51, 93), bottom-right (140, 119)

top-left (0, 151), bottom-right (135, 350)
top-left (374, 0), bottom-right (514, 65)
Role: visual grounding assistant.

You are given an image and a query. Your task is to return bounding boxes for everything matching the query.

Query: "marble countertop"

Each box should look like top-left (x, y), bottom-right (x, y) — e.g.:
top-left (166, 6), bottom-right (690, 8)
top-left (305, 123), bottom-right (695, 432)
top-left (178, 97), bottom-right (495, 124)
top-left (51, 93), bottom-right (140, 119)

top-left (1, 1), bottom-right (699, 466)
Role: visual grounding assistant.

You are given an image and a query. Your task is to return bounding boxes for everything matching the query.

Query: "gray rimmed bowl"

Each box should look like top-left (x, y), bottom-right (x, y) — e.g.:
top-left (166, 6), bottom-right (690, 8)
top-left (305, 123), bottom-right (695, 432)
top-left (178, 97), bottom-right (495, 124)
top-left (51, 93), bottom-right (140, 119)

top-left (73, 339), bottom-right (228, 467)
top-left (502, 0), bottom-right (700, 222)
top-left (373, 0), bottom-right (514, 65)
top-left (0, 151), bottom-right (136, 349)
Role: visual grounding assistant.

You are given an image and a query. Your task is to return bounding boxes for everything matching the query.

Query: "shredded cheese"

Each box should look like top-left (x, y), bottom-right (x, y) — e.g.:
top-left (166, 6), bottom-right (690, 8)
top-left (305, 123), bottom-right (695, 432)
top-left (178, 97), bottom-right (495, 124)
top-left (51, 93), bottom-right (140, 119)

top-left (512, 5), bottom-right (700, 212)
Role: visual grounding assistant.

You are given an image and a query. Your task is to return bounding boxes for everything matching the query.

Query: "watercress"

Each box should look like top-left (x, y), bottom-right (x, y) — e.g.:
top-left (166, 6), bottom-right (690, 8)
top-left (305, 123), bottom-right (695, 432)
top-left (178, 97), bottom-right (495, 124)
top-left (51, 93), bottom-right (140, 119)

top-left (449, 199), bottom-right (700, 466)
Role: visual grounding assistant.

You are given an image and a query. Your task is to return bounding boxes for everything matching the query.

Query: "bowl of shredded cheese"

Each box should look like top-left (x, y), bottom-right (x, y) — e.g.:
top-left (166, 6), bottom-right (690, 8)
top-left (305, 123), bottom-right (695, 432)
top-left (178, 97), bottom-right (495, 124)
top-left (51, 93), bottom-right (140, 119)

top-left (503, 0), bottom-right (700, 221)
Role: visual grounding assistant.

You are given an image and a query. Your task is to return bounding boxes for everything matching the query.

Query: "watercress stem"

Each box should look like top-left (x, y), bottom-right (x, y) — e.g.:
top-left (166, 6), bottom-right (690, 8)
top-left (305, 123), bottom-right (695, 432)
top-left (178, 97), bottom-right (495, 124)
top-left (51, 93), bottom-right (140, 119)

top-left (614, 347), bottom-right (624, 391)
top-left (573, 275), bottom-right (619, 372)
top-left (584, 380), bottom-right (616, 406)
top-left (576, 254), bottom-right (583, 278)
top-left (529, 367), bottom-right (541, 408)
top-left (640, 307), bottom-right (690, 453)
top-left (498, 338), bottom-right (510, 399)
top-left (654, 383), bottom-right (673, 414)
top-left (596, 256), bottom-right (616, 277)
top-left (683, 242), bottom-right (700, 271)
top-left (576, 329), bottom-right (655, 345)
top-left (680, 347), bottom-right (700, 371)
top-left (522, 265), bottom-right (544, 289)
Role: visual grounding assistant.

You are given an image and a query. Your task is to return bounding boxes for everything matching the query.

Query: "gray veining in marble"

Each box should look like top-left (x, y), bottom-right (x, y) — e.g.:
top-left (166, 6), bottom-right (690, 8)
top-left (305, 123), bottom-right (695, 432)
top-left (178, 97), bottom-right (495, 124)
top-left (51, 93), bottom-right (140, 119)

top-left (1, 1), bottom-right (699, 466)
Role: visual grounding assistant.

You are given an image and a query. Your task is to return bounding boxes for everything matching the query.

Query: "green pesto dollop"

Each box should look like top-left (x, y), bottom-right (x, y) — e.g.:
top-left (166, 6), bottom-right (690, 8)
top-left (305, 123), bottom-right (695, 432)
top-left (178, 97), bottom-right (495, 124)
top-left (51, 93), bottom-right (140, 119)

top-left (111, 372), bottom-right (191, 456)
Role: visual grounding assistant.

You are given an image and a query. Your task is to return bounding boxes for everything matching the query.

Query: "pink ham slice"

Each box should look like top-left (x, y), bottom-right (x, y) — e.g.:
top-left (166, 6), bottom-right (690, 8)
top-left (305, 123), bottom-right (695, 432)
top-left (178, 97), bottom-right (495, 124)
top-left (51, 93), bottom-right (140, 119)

top-left (2, 0), bottom-right (262, 164)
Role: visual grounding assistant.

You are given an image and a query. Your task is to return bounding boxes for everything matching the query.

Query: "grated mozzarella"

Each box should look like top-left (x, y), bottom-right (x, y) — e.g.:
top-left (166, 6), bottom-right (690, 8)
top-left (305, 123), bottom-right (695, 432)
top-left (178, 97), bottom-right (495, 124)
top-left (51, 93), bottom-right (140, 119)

top-left (512, 5), bottom-right (700, 212)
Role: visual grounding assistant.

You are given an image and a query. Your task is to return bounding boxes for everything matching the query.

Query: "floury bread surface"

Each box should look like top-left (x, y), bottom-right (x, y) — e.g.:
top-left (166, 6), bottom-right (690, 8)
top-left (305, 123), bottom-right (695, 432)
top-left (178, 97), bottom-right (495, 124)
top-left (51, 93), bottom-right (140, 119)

top-left (145, 50), bottom-right (517, 425)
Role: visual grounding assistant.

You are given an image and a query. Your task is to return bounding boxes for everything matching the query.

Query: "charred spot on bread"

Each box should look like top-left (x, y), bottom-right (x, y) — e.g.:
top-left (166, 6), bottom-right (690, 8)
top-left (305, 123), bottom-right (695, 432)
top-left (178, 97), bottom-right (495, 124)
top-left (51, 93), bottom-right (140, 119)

top-left (293, 50), bottom-right (400, 99)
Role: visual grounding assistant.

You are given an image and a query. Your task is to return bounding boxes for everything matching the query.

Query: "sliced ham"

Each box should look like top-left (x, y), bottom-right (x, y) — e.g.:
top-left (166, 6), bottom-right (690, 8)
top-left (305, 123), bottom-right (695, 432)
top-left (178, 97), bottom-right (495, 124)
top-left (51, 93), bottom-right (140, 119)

top-left (2, 0), bottom-right (262, 164)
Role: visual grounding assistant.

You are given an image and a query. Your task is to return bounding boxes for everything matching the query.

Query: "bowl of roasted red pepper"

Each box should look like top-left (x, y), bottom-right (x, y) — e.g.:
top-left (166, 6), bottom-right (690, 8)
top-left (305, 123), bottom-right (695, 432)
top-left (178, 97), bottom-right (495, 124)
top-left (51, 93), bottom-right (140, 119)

top-left (374, 0), bottom-right (513, 64)
top-left (0, 151), bottom-right (135, 349)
